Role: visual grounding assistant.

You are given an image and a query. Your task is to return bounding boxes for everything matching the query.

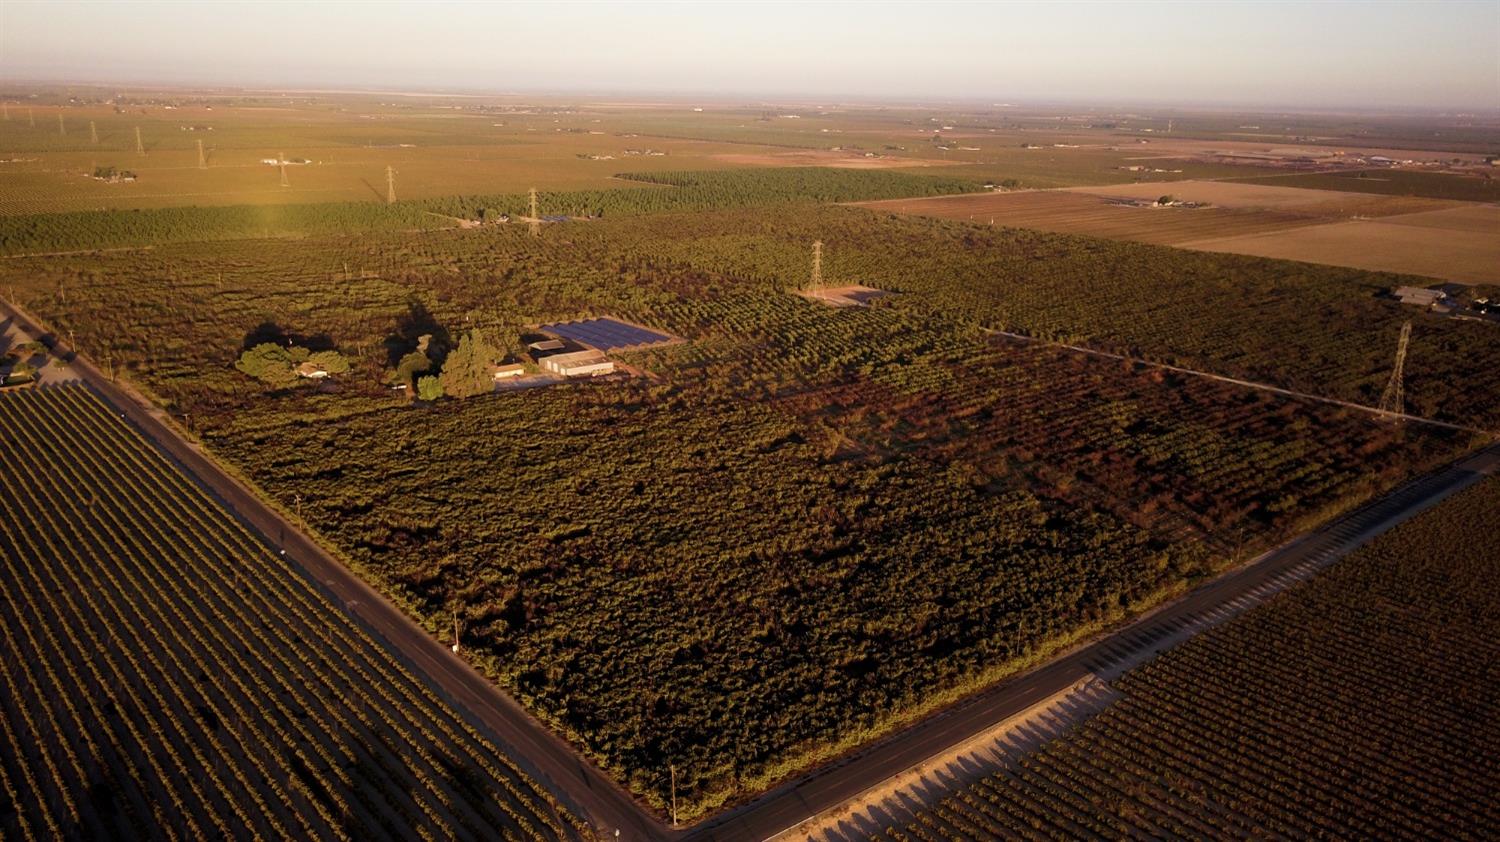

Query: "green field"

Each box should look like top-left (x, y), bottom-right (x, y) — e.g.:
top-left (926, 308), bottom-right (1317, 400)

top-left (883, 471), bottom-right (1500, 840)
top-left (0, 384), bottom-right (584, 840)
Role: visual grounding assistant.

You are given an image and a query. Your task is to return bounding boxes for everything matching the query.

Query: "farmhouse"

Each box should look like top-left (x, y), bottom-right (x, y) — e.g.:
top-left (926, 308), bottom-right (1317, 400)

top-left (1394, 286), bottom-right (1446, 308)
top-left (539, 350), bottom-right (614, 378)
top-left (295, 361), bottom-right (330, 379)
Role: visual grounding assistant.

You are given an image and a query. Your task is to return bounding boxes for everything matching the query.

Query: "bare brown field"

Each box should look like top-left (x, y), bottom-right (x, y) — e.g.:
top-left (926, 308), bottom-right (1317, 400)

top-left (1183, 214), bottom-right (1500, 284)
top-left (1064, 179), bottom-right (1458, 217)
top-left (855, 190), bottom-right (1314, 245)
top-left (860, 181), bottom-right (1493, 282)
top-left (711, 150), bottom-right (960, 169)
top-left (1372, 203), bottom-right (1500, 234)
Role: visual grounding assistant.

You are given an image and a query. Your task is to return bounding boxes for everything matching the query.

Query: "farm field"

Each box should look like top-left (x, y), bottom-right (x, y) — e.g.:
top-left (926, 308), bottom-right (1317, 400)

top-left (854, 190), bottom-right (1315, 245)
top-left (2, 193), bottom-right (1493, 819)
top-left (1229, 168), bottom-right (1500, 202)
top-left (862, 179), bottom-right (1497, 283)
top-left (880, 471), bottom-right (1500, 841)
top-left (3, 89), bottom-right (1499, 833)
top-left (1184, 212), bottom-right (1500, 284)
top-left (1061, 179), bottom-right (1458, 216)
top-left (0, 383), bottom-right (585, 840)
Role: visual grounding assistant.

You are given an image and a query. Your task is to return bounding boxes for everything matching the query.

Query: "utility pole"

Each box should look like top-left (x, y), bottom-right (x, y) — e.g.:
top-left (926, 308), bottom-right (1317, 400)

top-left (89, 121), bottom-right (98, 145)
top-left (386, 164), bottom-right (396, 204)
top-left (1377, 320), bottom-right (1411, 421)
top-left (810, 240), bottom-right (823, 289)
top-left (135, 126), bottom-right (144, 155)
top-left (197, 139), bottom-right (207, 169)
top-left (451, 612), bottom-right (461, 654)
top-left (278, 151), bottom-right (289, 188)
top-left (669, 764), bottom-right (678, 827)
top-left (528, 186), bottom-right (540, 237)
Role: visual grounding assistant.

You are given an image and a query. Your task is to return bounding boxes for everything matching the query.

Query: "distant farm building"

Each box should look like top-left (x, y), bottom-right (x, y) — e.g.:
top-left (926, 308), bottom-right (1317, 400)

top-left (295, 361), bottom-right (331, 379)
top-left (1394, 286), bottom-right (1447, 308)
top-left (527, 339), bottom-right (566, 353)
top-left (539, 350), bottom-right (615, 378)
top-left (492, 363), bottom-right (526, 380)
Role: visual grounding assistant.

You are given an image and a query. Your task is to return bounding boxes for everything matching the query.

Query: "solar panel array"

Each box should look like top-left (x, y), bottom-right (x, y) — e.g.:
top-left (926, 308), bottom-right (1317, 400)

top-left (541, 318), bottom-right (675, 351)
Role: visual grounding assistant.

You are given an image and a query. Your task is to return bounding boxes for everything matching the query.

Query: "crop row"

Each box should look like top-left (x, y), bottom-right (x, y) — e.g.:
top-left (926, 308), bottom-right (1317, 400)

top-left (0, 384), bottom-right (585, 841)
top-left (882, 474), bottom-right (1500, 840)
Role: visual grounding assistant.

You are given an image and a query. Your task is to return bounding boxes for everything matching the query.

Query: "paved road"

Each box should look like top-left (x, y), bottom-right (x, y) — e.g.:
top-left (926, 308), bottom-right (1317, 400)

top-left (9, 295), bottom-right (1496, 842)
top-left (0, 300), bottom-right (663, 841)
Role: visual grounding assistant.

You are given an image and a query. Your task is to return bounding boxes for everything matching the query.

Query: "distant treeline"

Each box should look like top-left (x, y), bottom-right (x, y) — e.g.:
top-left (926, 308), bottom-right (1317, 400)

top-left (0, 168), bottom-right (983, 255)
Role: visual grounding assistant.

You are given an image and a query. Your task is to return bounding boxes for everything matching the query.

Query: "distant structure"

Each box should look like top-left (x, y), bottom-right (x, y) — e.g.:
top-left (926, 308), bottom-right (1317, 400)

top-left (1377, 320), bottom-right (1411, 421)
top-left (135, 126), bottom-right (144, 155)
top-left (89, 121), bottom-right (98, 145)
top-left (1394, 285), bottom-right (1446, 309)
top-left (57, 112), bottom-right (65, 136)
top-left (528, 187), bottom-right (540, 237)
top-left (197, 139), bottom-right (207, 169)
top-left (386, 165), bottom-right (396, 204)
top-left (809, 240), bottom-right (823, 288)
top-left (540, 349), bottom-right (614, 378)
top-left (278, 152), bottom-right (289, 188)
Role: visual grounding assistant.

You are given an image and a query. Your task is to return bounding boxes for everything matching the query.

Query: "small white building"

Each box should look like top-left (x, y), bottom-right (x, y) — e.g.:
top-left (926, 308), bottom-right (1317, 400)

top-left (492, 363), bottom-right (526, 380)
top-left (1394, 286), bottom-right (1446, 308)
top-left (540, 350), bottom-right (614, 378)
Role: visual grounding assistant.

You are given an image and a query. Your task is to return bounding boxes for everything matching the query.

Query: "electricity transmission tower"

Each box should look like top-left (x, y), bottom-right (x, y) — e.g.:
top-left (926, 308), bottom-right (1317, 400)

top-left (90, 121), bottom-right (98, 145)
top-left (809, 240), bottom-right (823, 288)
top-left (57, 112), bottom-right (65, 136)
top-left (1377, 320), bottom-right (1411, 421)
top-left (528, 187), bottom-right (540, 237)
top-left (135, 126), bottom-right (144, 155)
top-left (197, 139), bottom-right (207, 169)
top-left (278, 152), bottom-right (289, 188)
top-left (386, 165), bottom-right (396, 204)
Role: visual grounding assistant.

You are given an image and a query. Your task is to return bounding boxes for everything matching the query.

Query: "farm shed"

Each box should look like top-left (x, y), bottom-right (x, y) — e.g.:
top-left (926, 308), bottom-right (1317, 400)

top-left (528, 339), bottom-right (565, 353)
top-left (1394, 286), bottom-right (1446, 307)
top-left (540, 350), bottom-right (615, 378)
top-left (492, 363), bottom-right (526, 380)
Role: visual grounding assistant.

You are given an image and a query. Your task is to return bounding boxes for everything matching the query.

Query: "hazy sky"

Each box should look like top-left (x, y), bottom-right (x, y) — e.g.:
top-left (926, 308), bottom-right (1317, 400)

top-left (2, 1), bottom-right (1496, 109)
